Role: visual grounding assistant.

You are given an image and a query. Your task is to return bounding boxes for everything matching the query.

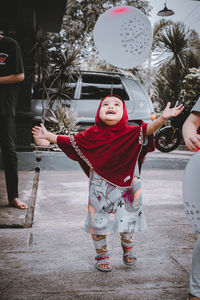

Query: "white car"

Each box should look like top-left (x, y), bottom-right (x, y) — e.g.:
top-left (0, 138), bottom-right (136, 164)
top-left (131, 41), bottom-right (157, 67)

top-left (31, 70), bottom-right (155, 130)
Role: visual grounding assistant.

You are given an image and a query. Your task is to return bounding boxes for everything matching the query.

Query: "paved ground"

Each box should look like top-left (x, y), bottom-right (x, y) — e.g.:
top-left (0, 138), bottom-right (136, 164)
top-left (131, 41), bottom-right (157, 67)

top-left (0, 160), bottom-right (197, 299)
top-left (0, 170), bottom-right (38, 228)
top-left (0, 149), bottom-right (193, 228)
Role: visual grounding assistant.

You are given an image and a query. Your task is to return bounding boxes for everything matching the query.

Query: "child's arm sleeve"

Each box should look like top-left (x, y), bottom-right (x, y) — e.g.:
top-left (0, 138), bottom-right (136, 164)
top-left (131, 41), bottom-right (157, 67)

top-left (57, 135), bottom-right (79, 161)
top-left (138, 122), bottom-right (155, 172)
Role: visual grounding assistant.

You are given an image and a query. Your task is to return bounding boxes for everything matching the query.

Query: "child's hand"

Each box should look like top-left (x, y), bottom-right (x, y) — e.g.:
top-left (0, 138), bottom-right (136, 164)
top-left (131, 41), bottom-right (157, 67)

top-left (32, 123), bottom-right (57, 145)
top-left (32, 123), bottom-right (48, 140)
top-left (162, 102), bottom-right (184, 120)
top-left (146, 102), bottom-right (185, 135)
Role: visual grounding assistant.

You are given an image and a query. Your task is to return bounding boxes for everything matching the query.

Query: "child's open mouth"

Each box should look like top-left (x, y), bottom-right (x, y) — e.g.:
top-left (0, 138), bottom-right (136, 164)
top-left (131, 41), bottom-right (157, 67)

top-left (106, 111), bottom-right (115, 115)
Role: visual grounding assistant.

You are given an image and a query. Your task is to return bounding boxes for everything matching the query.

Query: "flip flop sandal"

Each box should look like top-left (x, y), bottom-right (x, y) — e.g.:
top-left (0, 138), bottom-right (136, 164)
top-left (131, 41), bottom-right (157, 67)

top-left (121, 240), bottom-right (137, 266)
top-left (95, 254), bottom-right (112, 272)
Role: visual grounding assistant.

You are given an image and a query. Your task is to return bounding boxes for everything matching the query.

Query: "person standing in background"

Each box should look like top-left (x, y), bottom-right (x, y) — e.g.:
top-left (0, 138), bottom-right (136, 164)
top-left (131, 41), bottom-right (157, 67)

top-left (182, 97), bottom-right (200, 300)
top-left (0, 34), bottom-right (27, 209)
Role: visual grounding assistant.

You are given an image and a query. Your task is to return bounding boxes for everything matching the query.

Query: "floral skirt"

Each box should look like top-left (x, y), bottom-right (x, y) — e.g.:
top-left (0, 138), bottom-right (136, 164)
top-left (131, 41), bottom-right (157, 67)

top-left (84, 170), bottom-right (147, 235)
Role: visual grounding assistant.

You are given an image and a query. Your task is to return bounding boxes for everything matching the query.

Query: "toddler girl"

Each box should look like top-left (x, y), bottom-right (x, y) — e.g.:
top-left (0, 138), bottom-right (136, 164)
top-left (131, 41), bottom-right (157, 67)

top-left (32, 94), bottom-right (184, 272)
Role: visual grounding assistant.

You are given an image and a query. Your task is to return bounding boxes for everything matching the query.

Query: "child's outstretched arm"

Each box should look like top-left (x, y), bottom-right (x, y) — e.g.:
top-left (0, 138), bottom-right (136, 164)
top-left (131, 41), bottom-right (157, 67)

top-left (32, 123), bottom-right (58, 145)
top-left (146, 102), bottom-right (184, 135)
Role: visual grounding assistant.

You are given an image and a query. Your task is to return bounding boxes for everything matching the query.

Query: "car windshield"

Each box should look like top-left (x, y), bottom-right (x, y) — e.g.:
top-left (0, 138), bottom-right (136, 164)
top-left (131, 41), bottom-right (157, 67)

top-left (80, 74), bottom-right (129, 100)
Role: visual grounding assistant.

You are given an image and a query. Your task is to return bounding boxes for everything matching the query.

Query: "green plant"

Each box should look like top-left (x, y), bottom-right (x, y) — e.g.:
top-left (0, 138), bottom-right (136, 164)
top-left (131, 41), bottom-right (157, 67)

top-left (45, 105), bottom-right (80, 135)
top-left (152, 20), bottom-right (200, 112)
top-left (181, 67), bottom-right (200, 110)
top-left (32, 30), bottom-right (80, 130)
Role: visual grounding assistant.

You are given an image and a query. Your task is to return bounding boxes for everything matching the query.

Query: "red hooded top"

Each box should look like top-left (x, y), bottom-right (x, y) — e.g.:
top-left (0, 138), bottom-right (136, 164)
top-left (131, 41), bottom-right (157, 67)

top-left (57, 94), bottom-right (154, 187)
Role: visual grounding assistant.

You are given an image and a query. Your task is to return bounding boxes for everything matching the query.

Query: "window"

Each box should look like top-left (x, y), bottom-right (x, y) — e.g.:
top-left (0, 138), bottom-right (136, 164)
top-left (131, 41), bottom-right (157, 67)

top-left (80, 74), bottom-right (129, 100)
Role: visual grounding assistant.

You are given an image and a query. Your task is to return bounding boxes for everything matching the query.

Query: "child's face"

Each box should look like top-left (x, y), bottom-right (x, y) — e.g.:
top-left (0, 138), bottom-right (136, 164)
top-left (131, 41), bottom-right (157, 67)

top-left (99, 96), bottom-right (123, 126)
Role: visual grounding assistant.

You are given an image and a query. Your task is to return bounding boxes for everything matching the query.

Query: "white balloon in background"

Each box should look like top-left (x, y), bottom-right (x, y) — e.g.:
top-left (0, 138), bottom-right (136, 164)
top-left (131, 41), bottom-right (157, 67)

top-left (93, 6), bottom-right (153, 69)
top-left (183, 151), bottom-right (200, 235)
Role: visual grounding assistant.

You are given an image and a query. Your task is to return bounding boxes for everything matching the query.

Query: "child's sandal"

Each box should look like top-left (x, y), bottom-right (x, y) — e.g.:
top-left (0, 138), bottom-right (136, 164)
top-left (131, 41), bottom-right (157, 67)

top-left (123, 252), bottom-right (137, 266)
top-left (121, 240), bottom-right (137, 266)
top-left (95, 254), bottom-right (112, 272)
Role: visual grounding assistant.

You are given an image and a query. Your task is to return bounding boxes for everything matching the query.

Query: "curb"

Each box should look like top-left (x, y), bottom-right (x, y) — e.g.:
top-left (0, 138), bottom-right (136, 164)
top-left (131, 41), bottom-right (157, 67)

top-left (0, 150), bottom-right (192, 171)
top-left (24, 169), bottom-right (40, 228)
top-left (143, 156), bottom-right (189, 170)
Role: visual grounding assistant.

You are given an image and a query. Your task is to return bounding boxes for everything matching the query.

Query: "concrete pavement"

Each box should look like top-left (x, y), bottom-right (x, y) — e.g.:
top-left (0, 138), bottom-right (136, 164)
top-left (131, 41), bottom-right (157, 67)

top-left (0, 157), bottom-right (197, 299)
top-left (0, 148), bottom-right (193, 228)
top-left (0, 170), bottom-right (38, 228)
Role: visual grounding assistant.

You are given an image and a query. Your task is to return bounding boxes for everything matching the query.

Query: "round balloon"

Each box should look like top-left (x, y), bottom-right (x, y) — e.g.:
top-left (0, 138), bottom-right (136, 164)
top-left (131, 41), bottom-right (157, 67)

top-left (93, 6), bottom-right (152, 69)
top-left (183, 151), bottom-right (200, 235)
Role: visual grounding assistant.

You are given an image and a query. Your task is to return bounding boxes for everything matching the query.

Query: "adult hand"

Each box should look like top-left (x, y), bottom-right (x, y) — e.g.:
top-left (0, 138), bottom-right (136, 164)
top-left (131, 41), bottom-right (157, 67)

top-left (185, 133), bottom-right (200, 152)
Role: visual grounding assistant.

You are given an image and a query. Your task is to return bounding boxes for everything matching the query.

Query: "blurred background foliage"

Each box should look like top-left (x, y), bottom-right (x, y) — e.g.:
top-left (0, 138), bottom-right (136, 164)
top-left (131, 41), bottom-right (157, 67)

top-left (32, 0), bottom-right (200, 129)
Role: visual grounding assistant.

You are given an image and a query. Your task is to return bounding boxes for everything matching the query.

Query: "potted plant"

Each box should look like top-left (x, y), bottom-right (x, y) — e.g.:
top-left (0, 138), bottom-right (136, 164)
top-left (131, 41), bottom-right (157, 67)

top-left (31, 30), bottom-right (80, 146)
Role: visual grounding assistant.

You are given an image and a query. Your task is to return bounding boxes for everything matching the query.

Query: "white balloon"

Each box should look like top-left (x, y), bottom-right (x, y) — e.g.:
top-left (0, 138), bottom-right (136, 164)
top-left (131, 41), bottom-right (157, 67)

top-left (93, 6), bottom-right (152, 69)
top-left (183, 151), bottom-right (200, 235)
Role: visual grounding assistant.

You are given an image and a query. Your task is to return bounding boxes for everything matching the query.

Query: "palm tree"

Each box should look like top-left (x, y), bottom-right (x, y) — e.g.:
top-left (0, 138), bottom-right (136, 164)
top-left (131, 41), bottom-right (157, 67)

top-left (152, 20), bottom-right (200, 111)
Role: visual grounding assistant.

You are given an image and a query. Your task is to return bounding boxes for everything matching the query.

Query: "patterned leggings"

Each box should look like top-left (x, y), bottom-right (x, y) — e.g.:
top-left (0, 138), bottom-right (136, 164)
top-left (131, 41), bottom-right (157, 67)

top-left (92, 232), bottom-right (134, 255)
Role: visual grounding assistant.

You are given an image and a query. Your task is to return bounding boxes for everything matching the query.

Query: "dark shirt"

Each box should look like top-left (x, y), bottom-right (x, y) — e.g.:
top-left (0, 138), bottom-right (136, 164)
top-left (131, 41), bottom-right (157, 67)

top-left (0, 36), bottom-right (24, 116)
